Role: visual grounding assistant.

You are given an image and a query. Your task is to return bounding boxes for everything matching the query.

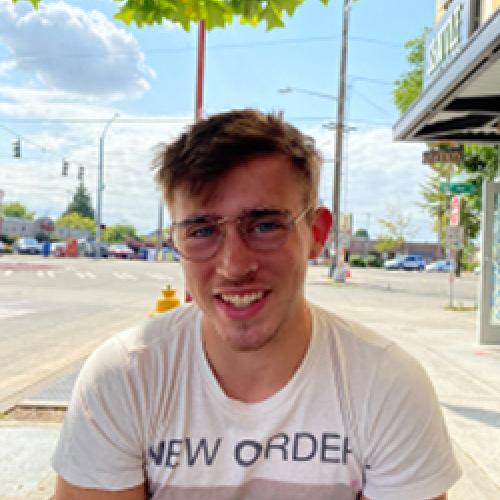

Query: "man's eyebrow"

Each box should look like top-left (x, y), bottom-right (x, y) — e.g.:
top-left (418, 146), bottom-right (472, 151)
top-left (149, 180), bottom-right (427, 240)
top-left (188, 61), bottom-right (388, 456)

top-left (245, 208), bottom-right (289, 217)
top-left (176, 214), bottom-right (215, 225)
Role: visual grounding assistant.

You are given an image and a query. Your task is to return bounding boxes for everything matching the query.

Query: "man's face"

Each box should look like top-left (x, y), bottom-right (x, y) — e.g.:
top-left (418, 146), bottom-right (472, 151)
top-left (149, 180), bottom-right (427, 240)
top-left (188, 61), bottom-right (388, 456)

top-left (170, 154), bottom-right (325, 352)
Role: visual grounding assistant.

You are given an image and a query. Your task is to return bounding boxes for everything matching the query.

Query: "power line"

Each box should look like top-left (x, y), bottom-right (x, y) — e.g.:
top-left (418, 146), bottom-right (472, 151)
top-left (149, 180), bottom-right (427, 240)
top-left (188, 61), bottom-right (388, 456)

top-left (5, 34), bottom-right (402, 64)
top-left (0, 117), bottom-right (191, 123)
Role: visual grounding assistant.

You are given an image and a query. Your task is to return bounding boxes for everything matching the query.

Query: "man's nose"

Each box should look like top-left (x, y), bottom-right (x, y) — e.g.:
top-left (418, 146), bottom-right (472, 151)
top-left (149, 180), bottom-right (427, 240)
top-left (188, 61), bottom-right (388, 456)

top-left (215, 225), bottom-right (258, 280)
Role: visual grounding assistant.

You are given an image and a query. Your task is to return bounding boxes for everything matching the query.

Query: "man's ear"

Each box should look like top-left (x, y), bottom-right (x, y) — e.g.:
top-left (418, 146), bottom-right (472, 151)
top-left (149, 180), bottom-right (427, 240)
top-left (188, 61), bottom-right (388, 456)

top-left (309, 207), bottom-right (333, 260)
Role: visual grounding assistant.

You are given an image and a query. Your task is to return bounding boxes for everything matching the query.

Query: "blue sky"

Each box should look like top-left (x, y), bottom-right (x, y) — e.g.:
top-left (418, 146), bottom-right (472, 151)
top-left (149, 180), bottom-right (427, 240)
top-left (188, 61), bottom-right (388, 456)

top-left (0, 0), bottom-right (438, 240)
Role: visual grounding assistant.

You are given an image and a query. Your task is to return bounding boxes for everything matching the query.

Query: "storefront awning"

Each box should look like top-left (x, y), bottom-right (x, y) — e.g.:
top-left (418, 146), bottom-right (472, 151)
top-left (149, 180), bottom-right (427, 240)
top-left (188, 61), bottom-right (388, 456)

top-left (393, 9), bottom-right (500, 145)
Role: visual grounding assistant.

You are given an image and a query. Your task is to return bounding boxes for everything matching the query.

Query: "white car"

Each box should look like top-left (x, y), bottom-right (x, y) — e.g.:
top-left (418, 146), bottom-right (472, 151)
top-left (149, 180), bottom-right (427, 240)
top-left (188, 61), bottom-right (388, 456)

top-left (108, 244), bottom-right (134, 259)
top-left (425, 259), bottom-right (453, 272)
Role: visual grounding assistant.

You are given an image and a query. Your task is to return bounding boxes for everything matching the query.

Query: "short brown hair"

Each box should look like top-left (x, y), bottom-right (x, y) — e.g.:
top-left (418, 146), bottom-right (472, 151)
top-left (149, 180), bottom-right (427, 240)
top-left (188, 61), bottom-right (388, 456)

top-left (153, 108), bottom-right (321, 208)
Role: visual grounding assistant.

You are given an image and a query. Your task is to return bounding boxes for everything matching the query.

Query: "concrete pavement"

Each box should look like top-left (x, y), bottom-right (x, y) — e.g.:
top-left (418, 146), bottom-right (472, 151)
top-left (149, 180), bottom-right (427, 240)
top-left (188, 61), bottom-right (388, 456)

top-left (1, 265), bottom-right (499, 499)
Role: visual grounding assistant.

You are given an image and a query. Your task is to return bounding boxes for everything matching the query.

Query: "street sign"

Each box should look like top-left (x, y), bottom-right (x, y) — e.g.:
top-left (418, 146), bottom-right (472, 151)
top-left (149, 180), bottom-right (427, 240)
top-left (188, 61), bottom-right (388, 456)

top-left (422, 146), bottom-right (463, 164)
top-left (450, 195), bottom-right (460, 226)
top-left (446, 225), bottom-right (464, 250)
top-left (439, 182), bottom-right (477, 194)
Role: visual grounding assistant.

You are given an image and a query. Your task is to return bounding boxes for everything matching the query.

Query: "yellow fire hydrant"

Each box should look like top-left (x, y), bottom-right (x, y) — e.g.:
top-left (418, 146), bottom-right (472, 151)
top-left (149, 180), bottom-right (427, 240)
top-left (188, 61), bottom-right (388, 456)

top-left (149, 285), bottom-right (181, 316)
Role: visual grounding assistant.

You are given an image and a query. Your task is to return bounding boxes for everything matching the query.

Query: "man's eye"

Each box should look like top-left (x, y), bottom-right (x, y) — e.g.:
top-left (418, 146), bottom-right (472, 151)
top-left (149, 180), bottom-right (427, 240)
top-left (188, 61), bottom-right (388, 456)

top-left (251, 218), bottom-right (286, 234)
top-left (186, 225), bottom-right (217, 238)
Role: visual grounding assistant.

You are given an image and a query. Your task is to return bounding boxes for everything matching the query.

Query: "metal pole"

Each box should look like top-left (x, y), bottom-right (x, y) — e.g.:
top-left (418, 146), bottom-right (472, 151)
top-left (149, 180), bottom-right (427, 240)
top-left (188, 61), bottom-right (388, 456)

top-left (156, 196), bottom-right (164, 260)
top-left (96, 136), bottom-right (104, 258)
top-left (332, 0), bottom-right (350, 278)
top-left (195, 20), bottom-right (206, 121)
top-left (95, 113), bottom-right (119, 259)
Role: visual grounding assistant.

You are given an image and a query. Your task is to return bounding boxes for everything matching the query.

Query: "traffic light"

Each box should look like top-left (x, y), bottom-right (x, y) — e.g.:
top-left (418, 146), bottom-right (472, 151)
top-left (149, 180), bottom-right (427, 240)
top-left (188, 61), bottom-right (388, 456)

top-left (62, 160), bottom-right (69, 176)
top-left (77, 165), bottom-right (84, 180)
top-left (12, 138), bottom-right (21, 158)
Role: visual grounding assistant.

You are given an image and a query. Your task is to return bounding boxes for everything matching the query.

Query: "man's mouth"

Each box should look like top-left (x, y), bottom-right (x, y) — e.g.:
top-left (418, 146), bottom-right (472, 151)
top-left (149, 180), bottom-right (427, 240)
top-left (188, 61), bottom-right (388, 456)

top-left (219, 291), bottom-right (265, 308)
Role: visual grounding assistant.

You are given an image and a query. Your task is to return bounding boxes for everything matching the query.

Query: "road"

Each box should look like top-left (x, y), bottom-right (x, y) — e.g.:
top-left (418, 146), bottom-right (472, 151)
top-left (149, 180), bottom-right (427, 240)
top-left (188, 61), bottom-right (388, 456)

top-left (0, 255), bottom-right (185, 410)
top-left (3, 256), bottom-right (498, 499)
top-left (0, 255), bottom-right (478, 410)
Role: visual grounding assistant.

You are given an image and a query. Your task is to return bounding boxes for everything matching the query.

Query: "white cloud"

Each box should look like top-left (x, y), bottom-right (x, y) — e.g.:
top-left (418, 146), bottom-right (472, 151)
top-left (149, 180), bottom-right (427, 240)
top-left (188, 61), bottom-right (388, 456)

top-left (307, 125), bottom-right (436, 242)
top-left (0, 91), bottom-right (191, 234)
top-left (0, 0), bottom-right (154, 98)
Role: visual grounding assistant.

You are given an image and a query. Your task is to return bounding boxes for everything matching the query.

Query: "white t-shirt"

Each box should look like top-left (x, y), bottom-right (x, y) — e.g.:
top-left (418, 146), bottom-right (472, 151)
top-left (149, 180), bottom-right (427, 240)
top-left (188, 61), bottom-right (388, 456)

top-left (52, 304), bottom-right (460, 499)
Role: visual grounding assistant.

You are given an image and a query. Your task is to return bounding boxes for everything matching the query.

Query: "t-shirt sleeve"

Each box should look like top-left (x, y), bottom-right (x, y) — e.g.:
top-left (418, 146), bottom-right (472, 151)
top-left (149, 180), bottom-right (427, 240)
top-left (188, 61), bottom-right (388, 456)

top-left (361, 344), bottom-right (461, 500)
top-left (52, 336), bottom-right (145, 490)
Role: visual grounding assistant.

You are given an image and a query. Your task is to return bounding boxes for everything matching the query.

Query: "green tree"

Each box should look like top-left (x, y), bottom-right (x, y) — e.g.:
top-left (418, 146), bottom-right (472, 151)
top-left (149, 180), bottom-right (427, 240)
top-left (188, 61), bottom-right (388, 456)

top-left (392, 30), bottom-right (428, 114)
top-left (56, 212), bottom-right (95, 234)
top-left (374, 203), bottom-right (416, 255)
top-left (64, 183), bottom-right (95, 220)
top-left (103, 224), bottom-right (139, 244)
top-left (16, 0), bottom-right (333, 31)
top-left (0, 201), bottom-right (35, 220)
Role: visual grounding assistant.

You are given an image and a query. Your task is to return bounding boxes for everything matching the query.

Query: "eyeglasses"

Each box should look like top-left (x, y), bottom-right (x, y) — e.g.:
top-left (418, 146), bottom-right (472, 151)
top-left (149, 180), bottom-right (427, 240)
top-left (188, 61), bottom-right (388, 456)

top-left (171, 207), bottom-right (311, 262)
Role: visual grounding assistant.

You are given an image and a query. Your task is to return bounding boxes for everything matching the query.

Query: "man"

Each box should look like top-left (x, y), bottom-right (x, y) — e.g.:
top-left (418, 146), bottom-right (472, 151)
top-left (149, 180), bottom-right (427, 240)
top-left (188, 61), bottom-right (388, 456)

top-left (53, 109), bottom-right (460, 499)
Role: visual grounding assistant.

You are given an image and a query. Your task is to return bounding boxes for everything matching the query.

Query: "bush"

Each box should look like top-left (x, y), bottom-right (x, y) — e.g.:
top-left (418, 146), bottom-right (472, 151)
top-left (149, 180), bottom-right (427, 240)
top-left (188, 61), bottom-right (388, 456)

top-left (349, 254), bottom-right (366, 267)
top-left (365, 254), bottom-right (383, 267)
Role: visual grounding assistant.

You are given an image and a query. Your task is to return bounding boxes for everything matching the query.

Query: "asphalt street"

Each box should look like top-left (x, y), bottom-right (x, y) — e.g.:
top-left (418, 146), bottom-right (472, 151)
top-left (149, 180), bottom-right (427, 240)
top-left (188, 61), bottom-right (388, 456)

top-left (0, 255), bottom-right (185, 410)
top-left (0, 255), bottom-right (478, 410)
top-left (2, 256), bottom-right (499, 499)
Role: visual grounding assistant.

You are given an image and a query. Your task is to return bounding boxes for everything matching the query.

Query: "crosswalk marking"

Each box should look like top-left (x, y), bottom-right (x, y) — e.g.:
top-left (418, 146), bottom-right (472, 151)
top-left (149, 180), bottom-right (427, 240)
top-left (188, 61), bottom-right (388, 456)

top-left (113, 272), bottom-right (137, 280)
top-left (75, 271), bottom-right (86, 279)
top-left (147, 273), bottom-right (174, 281)
top-left (47, 270), bottom-right (55, 278)
top-left (85, 272), bottom-right (96, 279)
top-left (37, 271), bottom-right (44, 278)
top-left (4, 270), bottom-right (13, 277)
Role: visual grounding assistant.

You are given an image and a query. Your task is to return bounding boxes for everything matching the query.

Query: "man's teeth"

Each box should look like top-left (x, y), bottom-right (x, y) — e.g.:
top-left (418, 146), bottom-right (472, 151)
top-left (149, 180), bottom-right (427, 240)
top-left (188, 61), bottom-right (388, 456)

top-left (220, 291), bottom-right (264, 308)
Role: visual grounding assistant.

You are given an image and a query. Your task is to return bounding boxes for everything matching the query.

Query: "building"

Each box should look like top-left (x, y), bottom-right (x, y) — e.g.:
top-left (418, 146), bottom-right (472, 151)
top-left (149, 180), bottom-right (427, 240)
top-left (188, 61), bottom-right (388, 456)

top-left (348, 237), bottom-right (443, 262)
top-left (0, 216), bottom-right (91, 241)
top-left (393, 0), bottom-right (500, 344)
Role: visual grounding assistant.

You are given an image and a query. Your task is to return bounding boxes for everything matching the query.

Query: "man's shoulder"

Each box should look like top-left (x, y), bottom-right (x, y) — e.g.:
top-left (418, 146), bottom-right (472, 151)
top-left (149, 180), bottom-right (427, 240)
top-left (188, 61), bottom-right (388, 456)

top-left (312, 303), bottom-right (394, 355)
top-left (79, 304), bottom-right (200, 384)
top-left (116, 303), bottom-right (200, 353)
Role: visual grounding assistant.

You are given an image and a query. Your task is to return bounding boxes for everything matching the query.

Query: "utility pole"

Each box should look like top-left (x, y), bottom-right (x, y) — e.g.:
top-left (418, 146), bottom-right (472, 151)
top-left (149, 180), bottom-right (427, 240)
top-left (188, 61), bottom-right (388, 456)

top-left (331, 0), bottom-right (350, 280)
top-left (95, 113), bottom-right (119, 259)
top-left (156, 197), bottom-right (164, 260)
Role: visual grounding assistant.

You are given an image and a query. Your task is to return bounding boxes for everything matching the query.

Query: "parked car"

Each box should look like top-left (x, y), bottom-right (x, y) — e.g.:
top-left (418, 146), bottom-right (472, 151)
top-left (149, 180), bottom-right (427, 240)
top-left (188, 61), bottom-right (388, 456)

top-left (426, 259), bottom-right (453, 272)
top-left (108, 243), bottom-right (134, 259)
top-left (51, 241), bottom-right (67, 257)
top-left (384, 255), bottom-right (425, 271)
top-left (401, 254), bottom-right (426, 271)
top-left (12, 237), bottom-right (41, 254)
top-left (0, 241), bottom-right (7, 253)
top-left (80, 239), bottom-right (109, 258)
top-left (383, 256), bottom-right (406, 270)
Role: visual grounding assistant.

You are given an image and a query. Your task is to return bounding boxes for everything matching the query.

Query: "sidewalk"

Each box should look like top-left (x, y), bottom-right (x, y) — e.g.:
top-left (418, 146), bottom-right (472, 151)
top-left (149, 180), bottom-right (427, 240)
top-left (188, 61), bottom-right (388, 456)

top-left (1, 267), bottom-right (499, 499)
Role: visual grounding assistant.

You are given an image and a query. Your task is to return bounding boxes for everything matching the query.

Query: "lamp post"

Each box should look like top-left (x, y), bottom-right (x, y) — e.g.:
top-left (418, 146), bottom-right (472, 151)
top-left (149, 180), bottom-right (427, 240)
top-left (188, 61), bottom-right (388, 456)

top-left (278, 87), bottom-right (353, 278)
top-left (95, 112), bottom-right (119, 259)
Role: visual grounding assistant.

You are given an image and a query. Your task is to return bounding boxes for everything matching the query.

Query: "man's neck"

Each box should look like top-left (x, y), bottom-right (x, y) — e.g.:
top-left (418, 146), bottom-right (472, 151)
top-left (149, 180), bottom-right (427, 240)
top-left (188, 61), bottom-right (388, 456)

top-left (201, 303), bottom-right (313, 403)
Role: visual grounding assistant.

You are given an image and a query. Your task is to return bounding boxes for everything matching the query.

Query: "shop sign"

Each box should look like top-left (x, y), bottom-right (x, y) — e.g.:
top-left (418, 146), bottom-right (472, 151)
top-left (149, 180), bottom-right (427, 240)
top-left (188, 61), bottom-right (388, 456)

top-left (422, 146), bottom-right (464, 164)
top-left (424, 0), bottom-right (473, 86)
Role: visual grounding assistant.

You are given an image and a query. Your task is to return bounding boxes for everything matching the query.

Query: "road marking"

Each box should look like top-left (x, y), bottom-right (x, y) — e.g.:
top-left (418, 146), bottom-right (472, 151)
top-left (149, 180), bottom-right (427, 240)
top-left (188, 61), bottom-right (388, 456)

top-left (75, 271), bottom-right (86, 279)
top-left (85, 272), bottom-right (96, 279)
top-left (37, 271), bottom-right (44, 278)
top-left (113, 272), bottom-right (137, 280)
top-left (0, 302), bottom-right (36, 320)
top-left (147, 273), bottom-right (173, 281)
top-left (47, 270), bottom-right (56, 278)
top-left (4, 270), bottom-right (13, 277)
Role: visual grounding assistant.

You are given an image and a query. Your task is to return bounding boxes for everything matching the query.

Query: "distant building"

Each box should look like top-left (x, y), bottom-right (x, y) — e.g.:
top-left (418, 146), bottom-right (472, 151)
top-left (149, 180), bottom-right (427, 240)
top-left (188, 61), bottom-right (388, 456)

top-left (348, 237), bottom-right (443, 262)
top-left (0, 216), bottom-right (91, 240)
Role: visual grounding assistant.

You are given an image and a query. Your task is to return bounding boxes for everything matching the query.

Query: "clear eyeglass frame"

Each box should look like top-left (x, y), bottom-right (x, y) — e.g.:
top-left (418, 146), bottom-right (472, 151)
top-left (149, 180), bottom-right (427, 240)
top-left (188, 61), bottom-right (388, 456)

top-left (171, 206), bottom-right (312, 262)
